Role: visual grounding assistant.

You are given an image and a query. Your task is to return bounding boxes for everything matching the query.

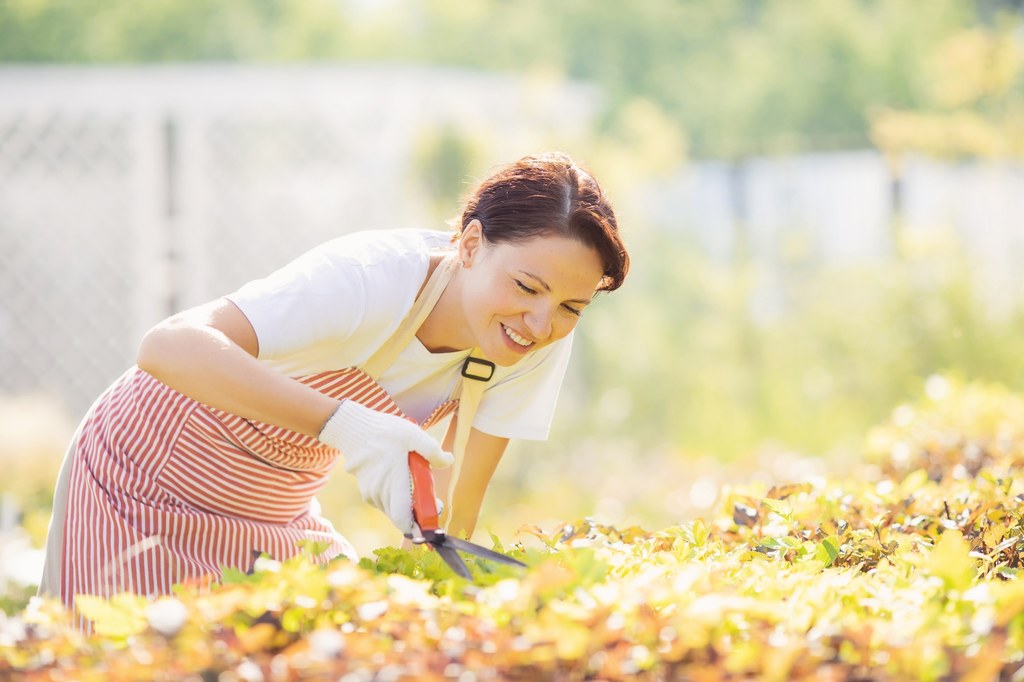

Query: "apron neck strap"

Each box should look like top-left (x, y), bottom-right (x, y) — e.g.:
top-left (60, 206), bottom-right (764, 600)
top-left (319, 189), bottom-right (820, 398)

top-left (447, 349), bottom-right (495, 469)
top-left (359, 250), bottom-right (495, 532)
top-left (361, 253), bottom-right (458, 380)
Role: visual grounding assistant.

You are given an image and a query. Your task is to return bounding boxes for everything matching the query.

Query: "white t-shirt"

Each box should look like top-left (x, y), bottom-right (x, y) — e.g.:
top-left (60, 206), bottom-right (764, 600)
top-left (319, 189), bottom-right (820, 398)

top-left (226, 228), bottom-right (573, 440)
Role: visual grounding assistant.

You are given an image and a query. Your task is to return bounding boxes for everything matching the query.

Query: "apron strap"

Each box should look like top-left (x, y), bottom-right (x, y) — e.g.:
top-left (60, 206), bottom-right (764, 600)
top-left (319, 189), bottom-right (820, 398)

top-left (449, 354), bottom-right (494, 474)
top-left (360, 251), bottom-right (493, 529)
top-left (361, 253), bottom-right (459, 380)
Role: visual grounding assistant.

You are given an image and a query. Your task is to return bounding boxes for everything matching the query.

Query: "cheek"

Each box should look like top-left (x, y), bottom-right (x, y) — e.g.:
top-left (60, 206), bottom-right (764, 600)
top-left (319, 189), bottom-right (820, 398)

top-left (552, 314), bottom-right (581, 340)
top-left (465, 276), bottom-right (511, 320)
top-left (479, 282), bottom-right (521, 316)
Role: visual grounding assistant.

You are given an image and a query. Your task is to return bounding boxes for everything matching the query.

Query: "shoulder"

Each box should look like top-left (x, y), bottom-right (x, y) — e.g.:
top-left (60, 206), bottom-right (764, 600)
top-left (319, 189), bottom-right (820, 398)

top-left (265, 228), bottom-right (453, 303)
top-left (311, 228), bottom-right (454, 269)
top-left (230, 228), bottom-right (453, 306)
top-left (314, 229), bottom-right (454, 307)
top-left (226, 229), bottom-right (456, 367)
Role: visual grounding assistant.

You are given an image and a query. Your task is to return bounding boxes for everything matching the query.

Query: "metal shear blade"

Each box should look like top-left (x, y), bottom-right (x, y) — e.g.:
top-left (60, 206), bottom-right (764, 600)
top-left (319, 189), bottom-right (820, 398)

top-left (442, 535), bottom-right (528, 568)
top-left (432, 541), bottom-right (473, 579)
top-left (407, 451), bottom-right (528, 580)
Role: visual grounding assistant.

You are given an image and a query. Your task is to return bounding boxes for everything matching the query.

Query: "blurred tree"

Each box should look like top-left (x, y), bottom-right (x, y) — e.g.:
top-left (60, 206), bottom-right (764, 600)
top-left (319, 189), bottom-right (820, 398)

top-left (0, 0), bottom-right (352, 62)
top-left (871, 23), bottom-right (1024, 158)
top-left (409, 124), bottom-right (485, 224)
top-left (3, 0), bottom-right (1013, 159)
top-left (391, 0), bottom-right (979, 157)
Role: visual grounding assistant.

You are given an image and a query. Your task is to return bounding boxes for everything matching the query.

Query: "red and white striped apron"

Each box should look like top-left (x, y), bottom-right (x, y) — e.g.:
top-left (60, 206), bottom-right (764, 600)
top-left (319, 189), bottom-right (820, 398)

top-left (39, 254), bottom-right (482, 615)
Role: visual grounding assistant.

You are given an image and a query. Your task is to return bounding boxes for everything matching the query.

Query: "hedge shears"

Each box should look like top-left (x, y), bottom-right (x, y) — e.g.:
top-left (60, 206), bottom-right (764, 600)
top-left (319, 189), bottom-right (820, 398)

top-left (406, 452), bottom-right (527, 579)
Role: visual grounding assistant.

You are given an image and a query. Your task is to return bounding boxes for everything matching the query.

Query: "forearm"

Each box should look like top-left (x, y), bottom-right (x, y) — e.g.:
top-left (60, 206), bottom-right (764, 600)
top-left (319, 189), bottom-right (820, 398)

top-left (446, 481), bottom-right (486, 540)
top-left (137, 304), bottom-right (338, 438)
top-left (439, 420), bottom-right (508, 540)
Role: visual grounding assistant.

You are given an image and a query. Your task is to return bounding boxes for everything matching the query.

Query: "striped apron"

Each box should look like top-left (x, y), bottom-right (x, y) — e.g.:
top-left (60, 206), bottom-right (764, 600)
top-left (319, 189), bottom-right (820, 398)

top-left (38, 254), bottom-right (486, 611)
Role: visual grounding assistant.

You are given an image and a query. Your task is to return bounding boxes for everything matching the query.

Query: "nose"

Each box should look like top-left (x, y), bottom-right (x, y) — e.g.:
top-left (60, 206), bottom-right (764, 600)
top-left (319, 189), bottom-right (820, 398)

top-left (523, 302), bottom-right (554, 341)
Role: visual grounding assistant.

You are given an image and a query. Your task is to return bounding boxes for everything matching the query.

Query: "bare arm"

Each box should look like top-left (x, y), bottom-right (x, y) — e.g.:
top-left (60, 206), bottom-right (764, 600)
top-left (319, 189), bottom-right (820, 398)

top-left (136, 298), bottom-right (338, 438)
top-left (434, 415), bottom-right (509, 540)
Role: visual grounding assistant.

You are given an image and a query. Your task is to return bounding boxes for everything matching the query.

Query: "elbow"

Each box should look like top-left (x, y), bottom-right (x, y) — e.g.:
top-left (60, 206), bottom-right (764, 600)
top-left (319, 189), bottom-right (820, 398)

top-left (136, 318), bottom-right (180, 376)
top-left (136, 324), bottom-right (164, 375)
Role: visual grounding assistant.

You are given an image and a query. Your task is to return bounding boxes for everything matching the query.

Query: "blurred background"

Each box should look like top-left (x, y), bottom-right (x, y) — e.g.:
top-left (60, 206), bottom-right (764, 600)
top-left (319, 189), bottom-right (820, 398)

top-left (2, 0), bottom-right (1024, 609)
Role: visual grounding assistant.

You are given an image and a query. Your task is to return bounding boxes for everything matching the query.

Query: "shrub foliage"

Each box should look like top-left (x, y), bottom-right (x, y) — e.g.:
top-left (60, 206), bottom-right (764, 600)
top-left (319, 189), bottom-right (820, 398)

top-left (4, 379), bottom-right (1024, 680)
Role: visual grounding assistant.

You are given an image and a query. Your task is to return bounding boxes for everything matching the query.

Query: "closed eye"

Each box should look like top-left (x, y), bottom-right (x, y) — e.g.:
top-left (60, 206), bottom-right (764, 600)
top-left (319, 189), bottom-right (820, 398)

top-left (516, 276), bottom-right (584, 317)
top-left (514, 279), bottom-right (537, 295)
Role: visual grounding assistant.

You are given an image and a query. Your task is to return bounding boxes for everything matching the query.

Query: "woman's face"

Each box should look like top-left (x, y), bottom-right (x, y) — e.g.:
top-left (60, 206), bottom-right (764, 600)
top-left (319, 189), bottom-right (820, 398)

top-left (457, 221), bottom-right (605, 366)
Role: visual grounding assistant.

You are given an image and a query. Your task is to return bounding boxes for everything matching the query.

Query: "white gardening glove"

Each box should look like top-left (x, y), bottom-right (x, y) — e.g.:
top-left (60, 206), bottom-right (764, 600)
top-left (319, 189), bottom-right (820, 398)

top-left (318, 399), bottom-right (452, 534)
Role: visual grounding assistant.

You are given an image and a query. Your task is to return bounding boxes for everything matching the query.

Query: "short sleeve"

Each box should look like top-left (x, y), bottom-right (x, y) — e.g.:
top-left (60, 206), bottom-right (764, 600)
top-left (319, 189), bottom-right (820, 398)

top-left (224, 229), bottom-right (445, 376)
top-left (471, 332), bottom-right (574, 441)
top-left (227, 245), bottom-right (367, 360)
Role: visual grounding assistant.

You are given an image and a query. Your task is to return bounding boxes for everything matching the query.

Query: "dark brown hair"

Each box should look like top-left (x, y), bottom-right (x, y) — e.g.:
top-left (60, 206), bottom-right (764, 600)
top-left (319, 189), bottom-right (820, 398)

top-left (454, 152), bottom-right (629, 292)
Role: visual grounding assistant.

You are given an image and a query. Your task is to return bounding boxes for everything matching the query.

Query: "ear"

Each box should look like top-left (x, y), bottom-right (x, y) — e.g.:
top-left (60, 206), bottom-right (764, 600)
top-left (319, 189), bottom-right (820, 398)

top-left (458, 219), bottom-right (484, 267)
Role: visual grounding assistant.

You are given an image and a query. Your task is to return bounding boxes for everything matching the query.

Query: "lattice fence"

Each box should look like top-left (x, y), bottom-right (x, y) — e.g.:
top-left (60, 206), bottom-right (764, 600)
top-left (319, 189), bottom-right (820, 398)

top-left (0, 111), bottom-right (142, 412)
top-left (0, 66), bottom-right (598, 418)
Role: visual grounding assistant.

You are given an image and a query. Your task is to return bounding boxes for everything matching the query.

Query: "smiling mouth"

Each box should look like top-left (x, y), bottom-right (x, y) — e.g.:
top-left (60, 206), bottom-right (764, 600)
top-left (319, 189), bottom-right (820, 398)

top-left (501, 323), bottom-right (534, 349)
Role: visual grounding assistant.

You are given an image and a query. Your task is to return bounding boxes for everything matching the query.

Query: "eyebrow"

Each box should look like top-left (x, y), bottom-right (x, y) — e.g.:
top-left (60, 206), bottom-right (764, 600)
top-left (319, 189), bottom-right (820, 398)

top-left (518, 270), bottom-right (593, 305)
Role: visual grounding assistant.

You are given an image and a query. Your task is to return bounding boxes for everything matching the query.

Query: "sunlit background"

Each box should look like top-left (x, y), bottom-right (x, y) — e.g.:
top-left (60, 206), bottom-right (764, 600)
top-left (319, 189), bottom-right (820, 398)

top-left (2, 0), bottom-right (1024, 610)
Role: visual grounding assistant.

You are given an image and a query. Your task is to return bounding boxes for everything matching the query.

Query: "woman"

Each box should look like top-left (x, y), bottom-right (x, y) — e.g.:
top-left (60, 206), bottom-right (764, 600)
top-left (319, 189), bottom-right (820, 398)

top-left (39, 152), bottom-right (629, 609)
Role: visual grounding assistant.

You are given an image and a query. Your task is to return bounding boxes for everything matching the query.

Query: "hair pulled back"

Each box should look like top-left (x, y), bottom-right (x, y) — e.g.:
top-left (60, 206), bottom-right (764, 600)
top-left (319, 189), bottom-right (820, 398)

top-left (454, 152), bottom-right (628, 292)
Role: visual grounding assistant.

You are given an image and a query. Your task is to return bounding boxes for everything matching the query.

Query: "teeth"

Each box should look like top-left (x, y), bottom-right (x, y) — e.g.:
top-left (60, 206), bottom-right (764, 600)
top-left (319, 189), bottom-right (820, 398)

top-left (502, 324), bottom-right (533, 347)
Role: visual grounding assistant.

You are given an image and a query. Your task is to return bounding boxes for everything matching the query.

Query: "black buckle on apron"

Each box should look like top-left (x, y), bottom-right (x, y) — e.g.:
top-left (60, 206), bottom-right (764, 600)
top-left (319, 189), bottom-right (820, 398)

top-left (461, 357), bottom-right (496, 382)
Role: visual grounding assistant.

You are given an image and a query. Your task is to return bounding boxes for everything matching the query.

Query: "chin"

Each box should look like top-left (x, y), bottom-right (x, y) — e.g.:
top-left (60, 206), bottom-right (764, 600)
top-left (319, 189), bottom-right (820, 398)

top-left (477, 340), bottom-right (532, 367)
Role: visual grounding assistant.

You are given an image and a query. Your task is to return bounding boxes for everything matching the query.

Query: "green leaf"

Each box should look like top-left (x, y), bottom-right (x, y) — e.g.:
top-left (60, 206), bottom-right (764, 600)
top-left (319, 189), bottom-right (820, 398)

top-left (221, 566), bottom-right (256, 585)
top-left (814, 537), bottom-right (840, 567)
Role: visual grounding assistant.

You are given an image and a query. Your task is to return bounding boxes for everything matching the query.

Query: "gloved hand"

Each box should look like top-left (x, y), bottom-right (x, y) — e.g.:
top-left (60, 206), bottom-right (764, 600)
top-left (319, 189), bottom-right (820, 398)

top-left (318, 399), bottom-right (452, 534)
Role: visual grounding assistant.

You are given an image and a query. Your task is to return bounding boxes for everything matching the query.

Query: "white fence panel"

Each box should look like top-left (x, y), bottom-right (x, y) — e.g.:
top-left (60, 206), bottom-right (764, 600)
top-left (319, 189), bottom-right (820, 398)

top-left (0, 66), bottom-right (598, 417)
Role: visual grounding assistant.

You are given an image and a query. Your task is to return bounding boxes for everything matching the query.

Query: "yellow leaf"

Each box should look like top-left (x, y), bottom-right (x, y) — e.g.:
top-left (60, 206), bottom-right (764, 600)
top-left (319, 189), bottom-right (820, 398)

top-left (554, 621), bottom-right (591, 660)
top-left (762, 498), bottom-right (793, 520)
top-left (75, 593), bottom-right (148, 639)
top-left (983, 523), bottom-right (1007, 549)
top-left (526, 559), bottom-right (576, 596)
top-left (928, 530), bottom-right (977, 592)
top-left (899, 468), bottom-right (931, 495)
top-left (237, 623), bottom-right (279, 653)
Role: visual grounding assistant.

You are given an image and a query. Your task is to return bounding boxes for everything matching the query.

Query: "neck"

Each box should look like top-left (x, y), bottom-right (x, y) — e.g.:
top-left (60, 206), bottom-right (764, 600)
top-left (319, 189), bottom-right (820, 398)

top-left (417, 267), bottom-right (473, 353)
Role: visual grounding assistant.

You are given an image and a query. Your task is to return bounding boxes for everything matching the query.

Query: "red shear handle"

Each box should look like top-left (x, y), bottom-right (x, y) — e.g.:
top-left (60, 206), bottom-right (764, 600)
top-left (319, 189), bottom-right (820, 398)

top-left (408, 451), bottom-right (440, 532)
